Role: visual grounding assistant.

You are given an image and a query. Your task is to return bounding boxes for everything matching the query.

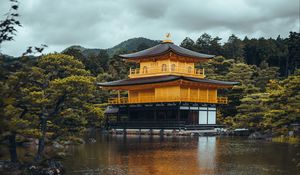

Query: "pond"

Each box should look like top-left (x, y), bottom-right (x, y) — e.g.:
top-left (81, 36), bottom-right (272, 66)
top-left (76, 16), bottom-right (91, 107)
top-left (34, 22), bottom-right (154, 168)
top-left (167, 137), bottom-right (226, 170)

top-left (62, 134), bottom-right (299, 175)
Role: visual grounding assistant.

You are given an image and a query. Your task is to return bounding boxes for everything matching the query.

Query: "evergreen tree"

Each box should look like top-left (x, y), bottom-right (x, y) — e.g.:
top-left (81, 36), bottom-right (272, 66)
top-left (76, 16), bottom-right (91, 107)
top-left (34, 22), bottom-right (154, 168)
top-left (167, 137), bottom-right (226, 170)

top-left (223, 34), bottom-right (244, 60)
top-left (234, 93), bottom-right (269, 130)
top-left (263, 70), bottom-right (300, 134)
top-left (243, 37), bottom-right (258, 65)
top-left (209, 37), bottom-right (223, 56)
top-left (2, 66), bottom-right (41, 162)
top-left (254, 61), bottom-right (279, 91)
top-left (195, 33), bottom-right (212, 53)
top-left (287, 32), bottom-right (300, 75)
top-left (0, 0), bottom-right (21, 48)
top-left (17, 54), bottom-right (102, 161)
top-left (180, 37), bottom-right (195, 51)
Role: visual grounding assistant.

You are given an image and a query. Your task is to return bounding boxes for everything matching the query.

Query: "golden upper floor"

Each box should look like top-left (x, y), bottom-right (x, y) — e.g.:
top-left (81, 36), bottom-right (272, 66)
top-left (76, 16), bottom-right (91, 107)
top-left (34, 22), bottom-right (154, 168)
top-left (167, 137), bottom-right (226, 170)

top-left (129, 59), bottom-right (205, 78)
top-left (120, 41), bottom-right (214, 79)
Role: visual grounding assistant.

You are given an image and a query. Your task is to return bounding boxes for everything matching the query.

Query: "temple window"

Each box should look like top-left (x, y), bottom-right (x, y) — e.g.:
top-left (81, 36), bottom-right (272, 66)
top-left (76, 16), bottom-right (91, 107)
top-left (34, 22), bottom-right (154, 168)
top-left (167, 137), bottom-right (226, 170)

top-left (171, 64), bottom-right (176, 71)
top-left (142, 66), bottom-right (148, 74)
top-left (162, 64), bottom-right (167, 72)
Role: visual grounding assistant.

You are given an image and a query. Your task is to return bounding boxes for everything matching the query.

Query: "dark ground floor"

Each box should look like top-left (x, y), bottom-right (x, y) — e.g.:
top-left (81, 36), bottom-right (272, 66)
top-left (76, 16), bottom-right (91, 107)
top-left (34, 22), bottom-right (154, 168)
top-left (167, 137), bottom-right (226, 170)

top-left (104, 102), bottom-right (224, 129)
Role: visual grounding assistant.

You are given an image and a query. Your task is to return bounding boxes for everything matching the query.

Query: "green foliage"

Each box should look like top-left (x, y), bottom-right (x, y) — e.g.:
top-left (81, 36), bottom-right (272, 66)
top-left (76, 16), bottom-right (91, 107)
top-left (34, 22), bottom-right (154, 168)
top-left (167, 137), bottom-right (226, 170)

top-left (255, 61), bottom-right (279, 91)
top-left (203, 56), bottom-right (298, 135)
top-left (200, 56), bottom-right (233, 79)
top-left (263, 73), bottom-right (300, 134)
top-left (287, 32), bottom-right (300, 74)
top-left (181, 32), bottom-right (299, 76)
top-left (1, 65), bottom-right (41, 139)
top-left (234, 93), bottom-right (269, 130)
top-left (224, 70), bottom-right (300, 134)
top-left (1, 53), bottom-right (106, 162)
top-left (193, 33), bottom-right (223, 55)
top-left (107, 54), bottom-right (130, 80)
top-left (38, 54), bottom-right (89, 79)
top-left (222, 34), bottom-right (245, 60)
top-left (0, 0), bottom-right (21, 46)
top-left (26, 54), bottom-right (102, 138)
top-left (84, 104), bottom-right (105, 128)
top-left (180, 37), bottom-right (195, 50)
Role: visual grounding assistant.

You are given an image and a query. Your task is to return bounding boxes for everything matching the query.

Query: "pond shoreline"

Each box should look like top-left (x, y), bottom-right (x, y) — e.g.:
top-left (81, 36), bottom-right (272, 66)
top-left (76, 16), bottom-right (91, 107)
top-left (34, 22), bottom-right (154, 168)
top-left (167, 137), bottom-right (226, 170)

top-left (109, 128), bottom-right (250, 137)
top-left (108, 128), bottom-right (300, 143)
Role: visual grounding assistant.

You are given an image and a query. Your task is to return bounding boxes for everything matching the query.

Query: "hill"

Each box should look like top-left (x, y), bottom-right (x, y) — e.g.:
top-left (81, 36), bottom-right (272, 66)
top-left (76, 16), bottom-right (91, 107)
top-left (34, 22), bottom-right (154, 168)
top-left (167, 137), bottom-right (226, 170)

top-left (62, 37), bottom-right (160, 57)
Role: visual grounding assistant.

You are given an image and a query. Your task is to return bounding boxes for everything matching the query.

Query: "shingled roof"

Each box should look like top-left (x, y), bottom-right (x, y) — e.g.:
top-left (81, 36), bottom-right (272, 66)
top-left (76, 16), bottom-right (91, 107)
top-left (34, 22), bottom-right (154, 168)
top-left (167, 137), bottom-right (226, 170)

top-left (97, 75), bottom-right (239, 87)
top-left (119, 42), bottom-right (215, 59)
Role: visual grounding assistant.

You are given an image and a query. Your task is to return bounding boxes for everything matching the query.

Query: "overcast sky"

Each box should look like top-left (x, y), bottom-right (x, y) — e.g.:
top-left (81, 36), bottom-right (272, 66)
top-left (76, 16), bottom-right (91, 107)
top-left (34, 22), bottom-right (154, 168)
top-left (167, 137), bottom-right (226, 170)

top-left (0, 0), bottom-right (299, 56)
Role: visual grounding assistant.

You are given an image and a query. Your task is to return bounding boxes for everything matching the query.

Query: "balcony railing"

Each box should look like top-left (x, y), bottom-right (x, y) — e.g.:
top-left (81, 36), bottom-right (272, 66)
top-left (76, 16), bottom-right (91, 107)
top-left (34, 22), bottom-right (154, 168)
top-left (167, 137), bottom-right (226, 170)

top-left (108, 96), bottom-right (228, 105)
top-left (129, 66), bottom-right (205, 78)
top-left (108, 97), bottom-right (128, 104)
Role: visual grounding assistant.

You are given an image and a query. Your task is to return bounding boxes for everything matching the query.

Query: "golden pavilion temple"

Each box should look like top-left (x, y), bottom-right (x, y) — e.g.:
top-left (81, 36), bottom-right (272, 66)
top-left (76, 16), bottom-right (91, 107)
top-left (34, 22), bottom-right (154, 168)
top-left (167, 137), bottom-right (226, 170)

top-left (98, 35), bottom-right (238, 129)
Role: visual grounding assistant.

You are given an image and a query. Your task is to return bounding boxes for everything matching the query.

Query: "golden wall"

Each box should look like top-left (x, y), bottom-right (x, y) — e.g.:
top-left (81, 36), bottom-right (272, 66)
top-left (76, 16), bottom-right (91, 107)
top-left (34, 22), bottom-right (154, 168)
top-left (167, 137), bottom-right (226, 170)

top-left (128, 86), bottom-right (217, 103)
top-left (139, 59), bottom-right (195, 73)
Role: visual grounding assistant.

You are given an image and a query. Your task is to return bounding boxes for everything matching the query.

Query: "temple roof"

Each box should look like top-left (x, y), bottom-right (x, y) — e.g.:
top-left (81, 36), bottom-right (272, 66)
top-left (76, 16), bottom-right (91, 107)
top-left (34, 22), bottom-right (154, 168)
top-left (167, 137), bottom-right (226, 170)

top-left (97, 75), bottom-right (239, 87)
top-left (119, 42), bottom-right (215, 59)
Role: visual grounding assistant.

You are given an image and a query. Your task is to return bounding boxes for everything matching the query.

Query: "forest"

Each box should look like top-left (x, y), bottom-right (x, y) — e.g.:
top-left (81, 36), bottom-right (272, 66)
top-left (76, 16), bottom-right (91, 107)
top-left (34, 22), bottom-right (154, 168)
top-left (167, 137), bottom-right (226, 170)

top-left (0, 0), bottom-right (299, 172)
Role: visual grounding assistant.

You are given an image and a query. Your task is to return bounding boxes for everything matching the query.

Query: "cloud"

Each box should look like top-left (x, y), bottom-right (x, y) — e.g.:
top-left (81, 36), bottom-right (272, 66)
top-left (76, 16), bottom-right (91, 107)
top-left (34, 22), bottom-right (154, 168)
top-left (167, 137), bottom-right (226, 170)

top-left (0, 0), bottom-right (299, 56)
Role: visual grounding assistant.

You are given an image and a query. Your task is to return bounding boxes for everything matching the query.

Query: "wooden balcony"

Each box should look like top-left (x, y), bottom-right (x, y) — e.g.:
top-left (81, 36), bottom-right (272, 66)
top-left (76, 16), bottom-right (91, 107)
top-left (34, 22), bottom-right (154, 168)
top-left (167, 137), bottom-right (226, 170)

top-left (129, 67), bottom-right (205, 78)
top-left (108, 96), bottom-right (228, 105)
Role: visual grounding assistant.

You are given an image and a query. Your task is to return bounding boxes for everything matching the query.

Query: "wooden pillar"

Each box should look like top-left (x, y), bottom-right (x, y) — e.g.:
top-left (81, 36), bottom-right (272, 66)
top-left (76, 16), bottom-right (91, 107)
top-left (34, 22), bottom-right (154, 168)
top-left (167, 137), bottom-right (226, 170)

top-left (168, 59), bottom-right (171, 72)
top-left (188, 87), bottom-right (190, 101)
top-left (177, 108), bottom-right (181, 121)
top-left (154, 109), bottom-right (157, 121)
top-left (118, 90), bottom-right (121, 103)
top-left (197, 88), bottom-right (200, 102)
top-left (215, 89), bottom-right (218, 103)
top-left (178, 108), bottom-right (181, 130)
top-left (127, 107), bottom-right (130, 121)
top-left (206, 89), bottom-right (209, 103)
top-left (128, 91), bottom-right (130, 103)
top-left (179, 85), bottom-right (182, 102)
top-left (117, 107), bottom-right (120, 122)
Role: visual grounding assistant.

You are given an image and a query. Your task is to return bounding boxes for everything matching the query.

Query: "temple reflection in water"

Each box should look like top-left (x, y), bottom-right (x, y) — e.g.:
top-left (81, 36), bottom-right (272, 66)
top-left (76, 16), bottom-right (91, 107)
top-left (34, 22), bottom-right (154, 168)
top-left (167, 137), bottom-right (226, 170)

top-left (197, 137), bottom-right (216, 174)
top-left (62, 135), bottom-right (299, 175)
top-left (64, 135), bottom-right (218, 175)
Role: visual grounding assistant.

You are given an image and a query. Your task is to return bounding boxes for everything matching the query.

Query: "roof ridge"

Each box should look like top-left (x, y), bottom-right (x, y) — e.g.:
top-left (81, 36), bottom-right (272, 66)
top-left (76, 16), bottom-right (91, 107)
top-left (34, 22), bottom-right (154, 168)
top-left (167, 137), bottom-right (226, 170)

top-left (119, 42), bottom-right (214, 59)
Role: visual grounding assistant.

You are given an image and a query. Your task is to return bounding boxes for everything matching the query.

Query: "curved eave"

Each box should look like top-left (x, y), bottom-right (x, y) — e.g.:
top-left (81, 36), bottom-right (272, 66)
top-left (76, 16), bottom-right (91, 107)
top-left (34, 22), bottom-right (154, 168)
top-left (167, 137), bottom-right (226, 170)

top-left (97, 75), bottom-right (239, 88)
top-left (119, 43), bottom-right (215, 60)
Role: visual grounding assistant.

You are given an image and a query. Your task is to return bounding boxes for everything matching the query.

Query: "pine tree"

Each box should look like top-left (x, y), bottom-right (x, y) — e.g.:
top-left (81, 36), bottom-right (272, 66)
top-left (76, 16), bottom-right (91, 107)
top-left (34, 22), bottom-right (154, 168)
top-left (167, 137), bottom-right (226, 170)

top-left (15, 54), bottom-right (103, 161)
top-left (180, 37), bottom-right (195, 51)
top-left (234, 93), bottom-right (269, 130)
top-left (263, 70), bottom-right (300, 134)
